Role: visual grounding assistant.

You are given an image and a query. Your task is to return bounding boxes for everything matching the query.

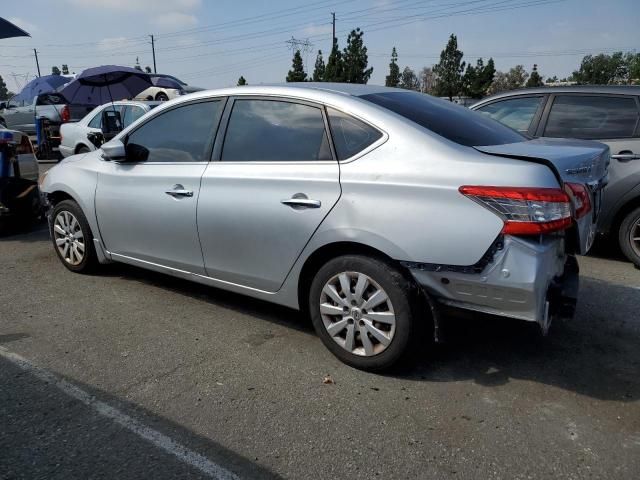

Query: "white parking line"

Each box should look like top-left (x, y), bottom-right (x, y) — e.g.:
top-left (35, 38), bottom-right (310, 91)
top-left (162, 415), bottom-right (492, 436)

top-left (0, 346), bottom-right (239, 480)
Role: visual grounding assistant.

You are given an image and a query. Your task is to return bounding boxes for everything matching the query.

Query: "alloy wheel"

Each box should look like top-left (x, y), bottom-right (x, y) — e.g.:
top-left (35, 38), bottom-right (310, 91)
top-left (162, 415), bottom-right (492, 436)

top-left (319, 271), bottom-right (396, 357)
top-left (53, 211), bottom-right (85, 266)
top-left (631, 216), bottom-right (640, 258)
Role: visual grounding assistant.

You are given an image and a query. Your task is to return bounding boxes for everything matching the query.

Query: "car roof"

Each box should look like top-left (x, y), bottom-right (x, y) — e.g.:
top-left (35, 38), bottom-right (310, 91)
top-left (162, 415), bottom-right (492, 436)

top-left (475, 85), bottom-right (640, 105)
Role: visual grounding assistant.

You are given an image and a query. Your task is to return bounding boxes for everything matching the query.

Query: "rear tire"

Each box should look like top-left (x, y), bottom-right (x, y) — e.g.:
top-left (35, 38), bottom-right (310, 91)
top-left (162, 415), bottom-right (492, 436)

top-left (77, 145), bottom-right (90, 154)
top-left (308, 255), bottom-right (426, 371)
top-left (50, 200), bottom-right (98, 273)
top-left (619, 206), bottom-right (640, 268)
top-left (155, 92), bottom-right (169, 101)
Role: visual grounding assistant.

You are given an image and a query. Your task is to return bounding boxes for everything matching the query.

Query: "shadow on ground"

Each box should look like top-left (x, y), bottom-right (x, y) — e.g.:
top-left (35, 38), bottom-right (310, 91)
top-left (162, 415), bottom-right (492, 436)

top-left (96, 260), bottom-right (640, 403)
top-left (0, 354), bottom-right (282, 480)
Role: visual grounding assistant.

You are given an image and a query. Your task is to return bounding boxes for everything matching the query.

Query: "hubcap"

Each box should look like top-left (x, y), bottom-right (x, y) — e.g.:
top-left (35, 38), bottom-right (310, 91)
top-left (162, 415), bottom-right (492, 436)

top-left (319, 271), bottom-right (396, 357)
top-left (631, 216), bottom-right (640, 258)
top-left (53, 211), bottom-right (85, 266)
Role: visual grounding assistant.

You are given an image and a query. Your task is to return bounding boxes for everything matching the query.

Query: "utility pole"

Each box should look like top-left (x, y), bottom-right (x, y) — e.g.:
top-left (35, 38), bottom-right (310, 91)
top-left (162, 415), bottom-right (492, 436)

top-left (150, 35), bottom-right (157, 73)
top-left (33, 49), bottom-right (41, 77)
top-left (331, 12), bottom-right (336, 43)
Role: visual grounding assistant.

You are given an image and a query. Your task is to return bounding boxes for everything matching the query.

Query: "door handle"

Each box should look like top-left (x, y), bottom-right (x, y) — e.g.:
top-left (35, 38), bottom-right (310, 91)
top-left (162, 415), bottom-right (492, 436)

top-left (165, 184), bottom-right (193, 198)
top-left (281, 198), bottom-right (321, 209)
top-left (612, 153), bottom-right (640, 162)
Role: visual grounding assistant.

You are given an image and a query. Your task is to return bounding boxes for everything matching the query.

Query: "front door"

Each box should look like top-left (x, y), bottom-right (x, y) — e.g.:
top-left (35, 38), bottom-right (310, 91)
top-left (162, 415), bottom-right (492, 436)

top-left (95, 99), bottom-right (225, 274)
top-left (197, 97), bottom-right (341, 292)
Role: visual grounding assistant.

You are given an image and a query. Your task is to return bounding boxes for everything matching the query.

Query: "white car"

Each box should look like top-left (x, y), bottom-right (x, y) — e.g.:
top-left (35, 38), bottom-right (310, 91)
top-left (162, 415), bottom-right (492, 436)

top-left (134, 74), bottom-right (203, 102)
top-left (59, 101), bottom-right (159, 158)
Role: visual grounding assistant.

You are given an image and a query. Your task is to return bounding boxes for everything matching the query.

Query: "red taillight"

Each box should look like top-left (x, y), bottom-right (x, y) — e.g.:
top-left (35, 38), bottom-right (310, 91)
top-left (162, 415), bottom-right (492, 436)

top-left (60, 105), bottom-right (70, 123)
top-left (565, 182), bottom-right (591, 219)
top-left (459, 185), bottom-right (573, 235)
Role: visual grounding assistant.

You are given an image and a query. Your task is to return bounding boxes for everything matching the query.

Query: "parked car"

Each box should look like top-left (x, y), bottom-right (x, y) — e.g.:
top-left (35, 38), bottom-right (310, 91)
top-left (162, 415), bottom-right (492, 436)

top-left (59, 101), bottom-right (160, 157)
top-left (471, 86), bottom-right (640, 267)
top-left (40, 84), bottom-right (609, 371)
top-left (0, 128), bottom-right (41, 225)
top-left (134, 74), bottom-right (203, 102)
top-left (0, 92), bottom-right (94, 135)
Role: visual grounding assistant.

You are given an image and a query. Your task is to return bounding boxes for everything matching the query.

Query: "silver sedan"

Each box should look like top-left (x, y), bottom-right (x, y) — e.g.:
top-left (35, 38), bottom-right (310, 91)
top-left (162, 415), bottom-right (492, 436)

top-left (40, 84), bottom-right (609, 371)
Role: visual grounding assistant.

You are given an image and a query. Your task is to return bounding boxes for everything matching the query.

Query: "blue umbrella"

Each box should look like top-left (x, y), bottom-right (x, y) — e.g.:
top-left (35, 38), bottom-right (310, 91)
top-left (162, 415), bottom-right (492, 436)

top-left (14, 75), bottom-right (69, 103)
top-left (0, 17), bottom-right (30, 39)
top-left (59, 65), bottom-right (152, 106)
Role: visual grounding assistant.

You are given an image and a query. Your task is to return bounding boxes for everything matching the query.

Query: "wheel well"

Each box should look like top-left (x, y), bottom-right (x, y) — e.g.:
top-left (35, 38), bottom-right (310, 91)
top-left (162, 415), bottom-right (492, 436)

top-left (611, 195), bottom-right (640, 238)
top-left (47, 190), bottom-right (75, 207)
top-left (297, 241), bottom-right (406, 314)
top-left (75, 143), bottom-right (89, 154)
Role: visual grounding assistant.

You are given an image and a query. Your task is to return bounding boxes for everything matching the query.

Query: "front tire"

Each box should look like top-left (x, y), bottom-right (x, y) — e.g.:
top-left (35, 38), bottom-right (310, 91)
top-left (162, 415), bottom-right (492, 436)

top-left (309, 255), bottom-right (425, 371)
top-left (155, 92), bottom-right (169, 101)
top-left (50, 200), bottom-right (98, 273)
top-left (619, 206), bottom-right (640, 268)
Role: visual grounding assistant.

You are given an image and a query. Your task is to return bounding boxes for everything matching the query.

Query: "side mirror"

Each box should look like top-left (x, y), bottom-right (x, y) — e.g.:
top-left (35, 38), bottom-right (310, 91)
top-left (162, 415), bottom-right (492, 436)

top-left (101, 139), bottom-right (126, 161)
top-left (101, 108), bottom-right (123, 141)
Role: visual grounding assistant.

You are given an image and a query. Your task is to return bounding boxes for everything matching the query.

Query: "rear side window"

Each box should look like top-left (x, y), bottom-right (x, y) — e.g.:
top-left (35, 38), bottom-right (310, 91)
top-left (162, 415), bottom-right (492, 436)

top-left (221, 99), bottom-right (332, 162)
top-left (327, 108), bottom-right (382, 160)
top-left (360, 91), bottom-right (525, 147)
top-left (544, 95), bottom-right (639, 139)
top-left (475, 96), bottom-right (544, 133)
top-left (88, 112), bottom-right (102, 129)
top-left (125, 100), bottom-right (222, 162)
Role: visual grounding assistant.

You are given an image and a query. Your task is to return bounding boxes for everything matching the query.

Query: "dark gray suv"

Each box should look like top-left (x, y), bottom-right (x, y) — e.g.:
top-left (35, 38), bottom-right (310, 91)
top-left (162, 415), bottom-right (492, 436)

top-left (472, 86), bottom-right (640, 267)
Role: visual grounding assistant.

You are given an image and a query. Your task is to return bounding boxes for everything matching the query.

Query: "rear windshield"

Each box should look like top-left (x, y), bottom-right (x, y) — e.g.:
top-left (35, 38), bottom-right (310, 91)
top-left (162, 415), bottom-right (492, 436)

top-left (360, 91), bottom-right (526, 147)
top-left (36, 93), bottom-right (68, 106)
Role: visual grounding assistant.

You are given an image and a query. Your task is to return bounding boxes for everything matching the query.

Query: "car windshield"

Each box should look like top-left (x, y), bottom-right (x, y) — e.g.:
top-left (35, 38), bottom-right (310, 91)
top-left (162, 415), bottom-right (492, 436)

top-left (360, 91), bottom-right (526, 147)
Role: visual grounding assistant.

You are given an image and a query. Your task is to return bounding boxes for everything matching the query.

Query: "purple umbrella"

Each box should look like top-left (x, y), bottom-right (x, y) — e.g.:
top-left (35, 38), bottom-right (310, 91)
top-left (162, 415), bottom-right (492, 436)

top-left (0, 17), bottom-right (30, 39)
top-left (59, 65), bottom-right (152, 106)
top-left (15, 75), bottom-right (69, 103)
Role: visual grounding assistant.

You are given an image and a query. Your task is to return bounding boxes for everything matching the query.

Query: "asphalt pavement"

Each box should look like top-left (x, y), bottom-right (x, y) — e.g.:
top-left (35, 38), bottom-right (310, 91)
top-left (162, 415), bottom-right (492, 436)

top-left (1, 218), bottom-right (639, 479)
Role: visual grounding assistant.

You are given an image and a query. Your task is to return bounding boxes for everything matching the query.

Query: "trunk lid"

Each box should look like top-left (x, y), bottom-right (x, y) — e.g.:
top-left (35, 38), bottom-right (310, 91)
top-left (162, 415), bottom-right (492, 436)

top-left (475, 138), bottom-right (610, 254)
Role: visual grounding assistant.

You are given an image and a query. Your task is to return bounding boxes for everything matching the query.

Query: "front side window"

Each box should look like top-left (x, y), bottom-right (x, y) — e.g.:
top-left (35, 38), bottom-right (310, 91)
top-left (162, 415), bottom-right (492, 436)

top-left (123, 105), bottom-right (147, 128)
top-left (361, 91), bottom-right (525, 147)
top-left (327, 108), bottom-right (382, 160)
top-left (544, 95), bottom-right (639, 139)
top-left (476, 96), bottom-right (544, 133)
top-left (221, 99), bottom-right (332, 162)
top-left (125, 100), bottom-right (222, 162)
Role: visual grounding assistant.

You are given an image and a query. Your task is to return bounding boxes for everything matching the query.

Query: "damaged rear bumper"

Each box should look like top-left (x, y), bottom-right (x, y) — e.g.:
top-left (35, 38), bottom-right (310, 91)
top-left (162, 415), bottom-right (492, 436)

top-left (403, 235), bottom-right (579, 333)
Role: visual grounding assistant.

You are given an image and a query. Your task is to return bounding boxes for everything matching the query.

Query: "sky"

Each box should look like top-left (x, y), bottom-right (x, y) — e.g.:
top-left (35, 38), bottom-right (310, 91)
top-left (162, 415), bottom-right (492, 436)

top-left (1, 0), bottom-right (638, 93)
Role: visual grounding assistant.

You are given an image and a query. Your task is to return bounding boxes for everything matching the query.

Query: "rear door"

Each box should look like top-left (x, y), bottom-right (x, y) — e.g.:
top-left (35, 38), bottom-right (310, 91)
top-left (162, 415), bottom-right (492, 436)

top-left (197, 96), bottom-right (340, 292)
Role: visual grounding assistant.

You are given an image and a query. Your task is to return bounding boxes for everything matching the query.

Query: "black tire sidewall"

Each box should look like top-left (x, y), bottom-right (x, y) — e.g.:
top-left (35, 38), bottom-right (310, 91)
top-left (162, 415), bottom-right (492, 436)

top-left (619, 207), bottom-right (640, 267)
top-left (309, 255), bottom-right (419, 371)
top-left (51, 200), bottom-right (97, 273)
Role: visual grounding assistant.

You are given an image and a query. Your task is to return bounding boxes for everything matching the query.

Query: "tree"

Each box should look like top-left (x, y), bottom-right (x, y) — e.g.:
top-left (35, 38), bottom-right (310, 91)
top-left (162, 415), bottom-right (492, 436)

top-left (461, 57), bottom-right (495, 98)
top-left (0, 75), bottom-right (10, 101)
top-left (286, 50), bottom-right (307, 82)
top-left (61, 64), bottom-right (69, 75)
top-left (546, 75), bottom-right (559, 84)
top-left (385, 47), bottom-right (400, 87)
top-left (312, 50), bottom-right (325, 82)
top-left (526, 64), bottom-right (544, 87)
top-left (342, 28), bottom-right (373, 83)
top-left (51, 66), bottom-right (61, 75)
top-left (324, 39), bottom-right (344, 82)
top-left (572, 52), bottom-right (627, 85)
top-left (433, 34), bottom-right (465, 100)
top-left (399, 66), bottom-right (420, 91)
top-left (487, 65), bottom-right (529, 95)
top-left (145, 66), bottom-right (152, 74)
top-left (626, 52), bottom-right (640, 84)
top-left (237, 76), bottom-right (247, 86)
